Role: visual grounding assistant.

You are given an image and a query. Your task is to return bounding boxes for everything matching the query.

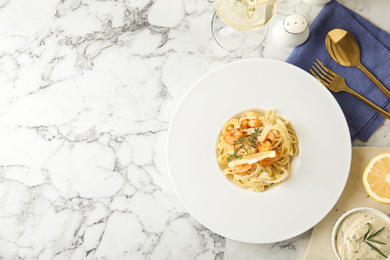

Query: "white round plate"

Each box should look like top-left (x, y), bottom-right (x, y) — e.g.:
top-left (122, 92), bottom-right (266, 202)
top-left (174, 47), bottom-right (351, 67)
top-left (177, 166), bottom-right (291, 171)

top-left (166, 59), bottom-right (351, 244)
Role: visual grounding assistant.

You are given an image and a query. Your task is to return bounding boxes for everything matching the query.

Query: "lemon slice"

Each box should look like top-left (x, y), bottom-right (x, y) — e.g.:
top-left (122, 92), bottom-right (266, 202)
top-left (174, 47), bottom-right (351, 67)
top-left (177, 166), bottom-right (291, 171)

top-left (362, 153), bottom-right (390, 204)
top-left (228, 151), bottom-right (276, 167)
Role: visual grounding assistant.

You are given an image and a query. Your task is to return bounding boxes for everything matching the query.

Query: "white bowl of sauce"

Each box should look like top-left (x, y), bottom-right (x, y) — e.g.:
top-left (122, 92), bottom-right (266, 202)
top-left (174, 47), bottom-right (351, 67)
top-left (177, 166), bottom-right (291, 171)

top-left (332, 207), bottom-right (390, 260)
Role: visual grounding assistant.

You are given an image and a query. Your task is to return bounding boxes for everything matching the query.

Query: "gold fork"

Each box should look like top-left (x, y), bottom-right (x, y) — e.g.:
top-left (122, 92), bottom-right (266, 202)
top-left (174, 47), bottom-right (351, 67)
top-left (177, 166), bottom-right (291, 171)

top-left (310, 59), bottom-right (390, 120)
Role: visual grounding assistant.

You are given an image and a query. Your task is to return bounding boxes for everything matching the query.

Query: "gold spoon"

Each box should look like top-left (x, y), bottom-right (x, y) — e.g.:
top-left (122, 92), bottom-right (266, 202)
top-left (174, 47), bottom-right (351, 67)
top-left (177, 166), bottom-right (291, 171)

top-left (325, 29), bottom-right (390, 99)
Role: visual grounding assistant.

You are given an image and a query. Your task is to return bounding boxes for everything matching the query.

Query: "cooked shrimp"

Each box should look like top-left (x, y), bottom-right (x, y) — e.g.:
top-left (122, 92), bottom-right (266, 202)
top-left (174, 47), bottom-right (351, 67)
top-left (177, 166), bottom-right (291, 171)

top-left (241, 118), bottom-right (261, 128)
top-left (258, 140), bottom-right (272, 152)
top-left (267, 132), bottom-right (275, 141)
top-left (257, 132), bottom-right (276, 152)
top-left (223, 129), bottom-right (243, 145)
top-left (228, 163), bottom-right (253, 174)
top-left (261, 154), bottom-right (279, 166)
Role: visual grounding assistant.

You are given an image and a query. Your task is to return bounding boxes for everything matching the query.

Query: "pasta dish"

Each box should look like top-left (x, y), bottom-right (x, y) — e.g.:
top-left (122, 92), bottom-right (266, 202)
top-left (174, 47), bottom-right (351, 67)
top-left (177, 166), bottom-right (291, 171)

top-left (216, 110), bottom-right (298, 192)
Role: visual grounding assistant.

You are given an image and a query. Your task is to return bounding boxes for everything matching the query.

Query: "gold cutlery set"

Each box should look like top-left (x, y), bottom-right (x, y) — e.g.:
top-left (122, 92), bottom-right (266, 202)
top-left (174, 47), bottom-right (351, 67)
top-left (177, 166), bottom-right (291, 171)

top-left (310, 29), bottom-right (390, 120)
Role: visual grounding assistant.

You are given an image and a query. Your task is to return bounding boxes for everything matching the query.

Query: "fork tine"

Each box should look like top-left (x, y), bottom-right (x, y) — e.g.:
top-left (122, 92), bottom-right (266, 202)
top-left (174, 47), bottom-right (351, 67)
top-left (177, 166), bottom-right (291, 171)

top-left (313, 62), bottom-right (333, 81)
top-left (311, 65), bottom-right (332, 85)
top-left (316, 59), bottom-right (337, 77)
top-left (310, 68), bottom-right (330, 86)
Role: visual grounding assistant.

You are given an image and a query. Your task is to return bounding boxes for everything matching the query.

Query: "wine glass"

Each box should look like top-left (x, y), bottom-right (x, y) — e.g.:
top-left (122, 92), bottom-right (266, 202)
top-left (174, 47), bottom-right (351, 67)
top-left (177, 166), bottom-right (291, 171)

top-left (212, 0), bottom-right (279, 54)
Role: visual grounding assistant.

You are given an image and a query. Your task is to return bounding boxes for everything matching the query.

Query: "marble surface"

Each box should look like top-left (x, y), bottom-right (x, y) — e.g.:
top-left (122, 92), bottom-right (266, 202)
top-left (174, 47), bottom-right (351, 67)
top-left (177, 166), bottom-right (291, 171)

top-left (0, 0), bottom-right (389, 259)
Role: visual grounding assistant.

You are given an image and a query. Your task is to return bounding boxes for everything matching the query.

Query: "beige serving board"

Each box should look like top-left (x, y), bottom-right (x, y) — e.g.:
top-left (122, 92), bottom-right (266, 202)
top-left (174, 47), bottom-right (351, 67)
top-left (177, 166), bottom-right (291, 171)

top-left (303, 147), bottom-right (390, 260)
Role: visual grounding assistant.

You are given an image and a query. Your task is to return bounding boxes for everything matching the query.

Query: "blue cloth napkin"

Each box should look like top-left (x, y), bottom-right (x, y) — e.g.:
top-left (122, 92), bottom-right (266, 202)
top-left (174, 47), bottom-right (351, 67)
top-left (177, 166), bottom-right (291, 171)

top-left (286, 0), bottom-right (390, 142)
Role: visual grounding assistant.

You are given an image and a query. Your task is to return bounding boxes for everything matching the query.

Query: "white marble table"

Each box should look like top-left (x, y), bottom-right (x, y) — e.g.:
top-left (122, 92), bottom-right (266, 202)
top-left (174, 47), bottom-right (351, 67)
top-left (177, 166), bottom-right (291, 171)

top-left (0, 0), bottom-right (389, 259)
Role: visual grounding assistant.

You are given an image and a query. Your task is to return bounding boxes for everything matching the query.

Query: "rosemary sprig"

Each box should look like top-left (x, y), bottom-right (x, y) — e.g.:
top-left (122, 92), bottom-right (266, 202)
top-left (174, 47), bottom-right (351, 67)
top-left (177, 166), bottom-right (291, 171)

top-left (363, 223), bottom-right (388, 258)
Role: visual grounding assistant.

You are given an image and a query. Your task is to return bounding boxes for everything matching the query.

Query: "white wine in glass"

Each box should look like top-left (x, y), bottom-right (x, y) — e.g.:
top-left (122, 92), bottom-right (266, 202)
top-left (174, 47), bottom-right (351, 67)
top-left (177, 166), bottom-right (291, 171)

top-left (212, 0), bottom-right (279, 53)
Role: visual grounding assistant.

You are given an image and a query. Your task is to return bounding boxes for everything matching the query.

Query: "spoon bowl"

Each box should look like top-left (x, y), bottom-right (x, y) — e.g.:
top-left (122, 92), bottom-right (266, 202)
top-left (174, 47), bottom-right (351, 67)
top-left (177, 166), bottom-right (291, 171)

top-left (326, 29), bottom-right (390, 99)
top-left (326, 29), bottom-right (361, 67)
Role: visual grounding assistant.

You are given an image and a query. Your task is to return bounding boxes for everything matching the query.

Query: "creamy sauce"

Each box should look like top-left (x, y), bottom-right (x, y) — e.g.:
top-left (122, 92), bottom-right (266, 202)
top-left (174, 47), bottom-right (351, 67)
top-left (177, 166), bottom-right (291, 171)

top-left (336, 211), bottom-right (390, 260)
